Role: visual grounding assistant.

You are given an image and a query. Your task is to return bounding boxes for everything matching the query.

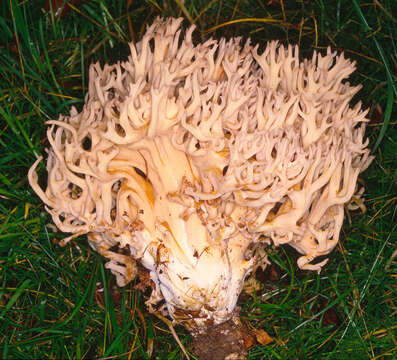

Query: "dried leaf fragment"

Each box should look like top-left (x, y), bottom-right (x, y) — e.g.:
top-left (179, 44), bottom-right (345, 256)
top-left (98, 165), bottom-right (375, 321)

top-left (254, 328), bottom-right (274, 346)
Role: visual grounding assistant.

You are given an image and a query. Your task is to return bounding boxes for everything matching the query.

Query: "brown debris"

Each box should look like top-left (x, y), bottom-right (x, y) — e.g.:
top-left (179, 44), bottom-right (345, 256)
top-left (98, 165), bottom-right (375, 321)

top-left (253, 328), bottom-right (274, 346)
top-left (133, 265), bottom-right (155, 293)
top-left (256, 263), bottom-right (280, 284)
top-left (316, 299), bottom-right (340, 328)
top-left (370, 103), bottom-right (383, 125)
top-left (191, 316), bottom-right (252, 360)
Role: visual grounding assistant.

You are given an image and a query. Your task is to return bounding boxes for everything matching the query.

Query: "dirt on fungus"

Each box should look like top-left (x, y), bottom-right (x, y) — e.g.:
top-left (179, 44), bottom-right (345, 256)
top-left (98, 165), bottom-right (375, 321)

top-left (190, 315), bottom-right (254, 360)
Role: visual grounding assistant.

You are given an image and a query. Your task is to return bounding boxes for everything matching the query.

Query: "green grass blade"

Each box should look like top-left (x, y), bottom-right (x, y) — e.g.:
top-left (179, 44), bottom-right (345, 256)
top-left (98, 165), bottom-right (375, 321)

top-left (0, 279), bottom-right (31, 319)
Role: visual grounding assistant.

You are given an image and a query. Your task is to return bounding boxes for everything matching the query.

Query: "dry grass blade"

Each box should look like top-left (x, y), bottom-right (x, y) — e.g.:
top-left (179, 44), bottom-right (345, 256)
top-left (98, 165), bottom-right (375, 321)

top-left (154, 313), bottom-right (190, 360)
top-left (203, 17), bottom-right (298, 33)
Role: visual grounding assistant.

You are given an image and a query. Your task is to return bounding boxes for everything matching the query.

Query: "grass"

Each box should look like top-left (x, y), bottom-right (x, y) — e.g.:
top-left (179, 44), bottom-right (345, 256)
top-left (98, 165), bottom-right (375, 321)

top-left (0, 0), bottom-right (396, 359)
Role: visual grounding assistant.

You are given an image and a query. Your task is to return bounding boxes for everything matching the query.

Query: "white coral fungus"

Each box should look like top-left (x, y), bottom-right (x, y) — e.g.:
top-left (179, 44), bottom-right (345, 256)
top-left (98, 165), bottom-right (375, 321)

top-left (29, 17), bottom-right (373, 329)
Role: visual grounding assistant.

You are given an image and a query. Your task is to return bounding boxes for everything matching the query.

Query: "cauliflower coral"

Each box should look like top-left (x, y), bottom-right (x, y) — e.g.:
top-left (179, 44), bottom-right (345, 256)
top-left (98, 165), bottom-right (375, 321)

top-left (29, 17), bottom-right (373, 358)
